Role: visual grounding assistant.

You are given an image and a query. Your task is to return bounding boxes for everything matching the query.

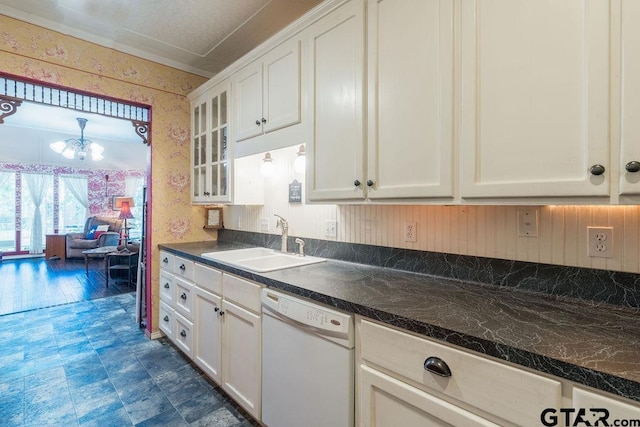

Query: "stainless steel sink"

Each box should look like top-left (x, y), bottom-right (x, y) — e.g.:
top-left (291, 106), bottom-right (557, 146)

top-left (201, 247), bottom-right (326, 273)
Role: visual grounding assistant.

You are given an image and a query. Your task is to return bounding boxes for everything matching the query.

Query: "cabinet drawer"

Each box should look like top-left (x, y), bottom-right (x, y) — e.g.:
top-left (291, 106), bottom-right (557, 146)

top-left (174, 256), bottom-right (194, 281)
top-left (159, 270), bottom-right (174, 304)
top-left (174, 312), bottom-right (193, 358)
top-left (222, 273), bottom-right (263, 313)
top-left (159, 250), bottom-right (175, 271)
top-left (159, 300), bottom-right (174, 340)
top-left (359, 319), bottom-right (562, 426)
top-left (194, 262), bottom-right (222, 295)
top-left (573, 387), bottom-right (640, 421)
top-left (175, 276), bottom-right (194, 320)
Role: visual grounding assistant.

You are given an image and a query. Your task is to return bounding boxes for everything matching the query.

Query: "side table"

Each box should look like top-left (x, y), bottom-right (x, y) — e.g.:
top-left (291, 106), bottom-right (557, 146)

top-left (106, 251), bottom-right (139, 288)
top-left (45, 234), bottom-right (66, 260)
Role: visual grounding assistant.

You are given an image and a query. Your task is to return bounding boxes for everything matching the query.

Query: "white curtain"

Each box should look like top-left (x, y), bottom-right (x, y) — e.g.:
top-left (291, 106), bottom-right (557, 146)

top-left (125, 176), bottom-right (144, 215)
top-left (61, 175), bottom-right (89, 219)
top-left (0, 171), bottom-right (12, 189)
top-left (23, 173), bottom-right (52, 254)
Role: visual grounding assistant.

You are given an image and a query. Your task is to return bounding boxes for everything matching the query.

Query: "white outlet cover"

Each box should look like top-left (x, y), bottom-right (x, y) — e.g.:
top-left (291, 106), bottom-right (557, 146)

top-left (405, 221), bottom-right (417, 242)
top-left (587, 226), bottom-right (614, 258)
top-left (325, 220), bottom-right (337, 238)
top-left (517, 209), bottom-right (538, 237)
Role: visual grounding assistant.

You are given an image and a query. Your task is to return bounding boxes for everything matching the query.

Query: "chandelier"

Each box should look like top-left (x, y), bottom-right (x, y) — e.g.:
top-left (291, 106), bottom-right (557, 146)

top-left (50, 117), bottom-right (104, 161)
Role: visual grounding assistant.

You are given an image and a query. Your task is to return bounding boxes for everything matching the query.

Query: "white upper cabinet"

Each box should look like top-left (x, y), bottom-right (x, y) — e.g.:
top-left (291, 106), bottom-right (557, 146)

top-left (233, 38), bottom-right (301, 143)
top-left (191, 81), bottom-right (231, 204)
top-left (366, 0), bottom-right (454, 201)
top-left (306, 0), bottom-right (366, 201)
top-left (619, 0), bottom-right (640, 198)
top-left (460, 0), bottom-right (611, 200)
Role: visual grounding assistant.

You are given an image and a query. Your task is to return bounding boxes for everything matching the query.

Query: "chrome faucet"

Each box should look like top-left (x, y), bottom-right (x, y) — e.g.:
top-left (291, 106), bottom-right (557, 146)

top-left (295, 238), bottom-right (305, 257)
top-left (274, 214), bottom-right (288, 253)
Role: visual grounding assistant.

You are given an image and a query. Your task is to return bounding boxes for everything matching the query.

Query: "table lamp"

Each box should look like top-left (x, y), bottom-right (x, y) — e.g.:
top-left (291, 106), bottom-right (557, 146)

top-left (116, 197), bottom-right (135, 252)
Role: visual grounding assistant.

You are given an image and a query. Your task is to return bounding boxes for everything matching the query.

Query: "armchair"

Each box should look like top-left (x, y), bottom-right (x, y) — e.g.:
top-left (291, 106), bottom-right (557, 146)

top-left (65, 216), bottom-right (123, 259)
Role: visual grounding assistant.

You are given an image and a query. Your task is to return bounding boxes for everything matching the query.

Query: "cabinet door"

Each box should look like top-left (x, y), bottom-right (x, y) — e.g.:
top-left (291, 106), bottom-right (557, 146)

top-left (572, 387), bottom-right (640, 423)
top-left (191, 94), bottom-right (208, 201)
top-left (193, 287), bottom-right (222, 384)
top-left (262, 38), bottom-right (301, 134)
top-left (367, 0), bottom-right (454, 200)
top-left (234, 61), bottom-right (263, 142)
top-left (306, 0), bottom-right (366, 201)
top-left (191, 82), bottom-right (231, 203)
top-left (460, 0), bottom-right (610, 199)
top-left (359, 365), bottom-right (499, 427)
top-left (620, 0), bottom-right (640, 196)
top-left (221, 299), bottom-right (261, 420)
top-left (208, 83), bottom-right (230, 201)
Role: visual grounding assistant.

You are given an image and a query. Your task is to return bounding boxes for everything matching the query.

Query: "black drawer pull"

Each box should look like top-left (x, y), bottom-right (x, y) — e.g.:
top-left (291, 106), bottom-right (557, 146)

top-left (179, 264), bottom-right (186, 271)
top-left (180, 330), bottom-right (187, 337)
top-left (180, 293), bottom-right (187, 300)
top-left (164, 283), bottom-right (170, 289)
top-left (163, 315), bottom-right (169, 322)
top-left (163, 257), bottom-right (168, 263)
top-left (424, 357), bottom-right (452, 377)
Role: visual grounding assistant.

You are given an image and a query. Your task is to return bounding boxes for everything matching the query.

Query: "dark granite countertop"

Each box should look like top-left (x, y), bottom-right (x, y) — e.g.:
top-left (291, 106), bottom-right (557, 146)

top-left (158, 241), bottom-right (640, 403)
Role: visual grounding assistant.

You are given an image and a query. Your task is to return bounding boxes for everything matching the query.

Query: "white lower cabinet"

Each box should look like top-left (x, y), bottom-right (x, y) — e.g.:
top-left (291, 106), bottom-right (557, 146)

top-left (159, 257), bottom-right (263, 422)
top-left (357, 317), bottom-right (563, 426)
top-left (571, 387), bottom-right (640, 426)
top-left (221, 275), bottom-right (263, 421)
top-left (359, 364), bottom-right (498, 427)
top-left (174, 311), bottom-right (193, 358)
top-left (158, 300), bottom-right (174, 340)
top-left (193, 286), bottom-right (222, 383)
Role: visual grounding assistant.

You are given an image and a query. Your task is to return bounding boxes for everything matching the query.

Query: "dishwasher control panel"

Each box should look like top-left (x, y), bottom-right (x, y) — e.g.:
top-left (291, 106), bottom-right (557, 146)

top-left (262, 288), bottom-right (353, 336)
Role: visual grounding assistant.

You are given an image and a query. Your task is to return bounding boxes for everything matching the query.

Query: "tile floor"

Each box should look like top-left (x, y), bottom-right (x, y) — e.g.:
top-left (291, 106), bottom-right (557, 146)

top-left (0, 293), bottom-right (258, 426)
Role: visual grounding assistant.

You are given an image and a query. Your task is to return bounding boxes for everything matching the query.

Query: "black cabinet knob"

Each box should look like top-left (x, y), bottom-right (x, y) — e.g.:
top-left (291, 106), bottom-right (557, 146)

top-left (214, 307), bottom-right (219, 312)
top-left (366, 180), bottom-right (374, 187)
top-left (589, 164), bottom-right (605, 176)
top-left (163, 315), bottom-right (169, 322)
top-left (261, 118), bottom-right (267, 124)
top-left (179, 264), bottom-right (186, 271)
top-left (255, 120), bottom-right (261, 126)
top-left (164, 283), bottom-right (170, 289)
top-left (204, 191), bottom-right (210, 196)
top-left (625, 161), bottom-right (640, 173)
top-left (180, 293), bottom-right (187, 300)
top-left (180, 330), bottom-right (187, 337)
top-left (424, 356), bottom-right (452, 377)
top-left (162, 257), bottom-right (168, 263)
top-left (354, 180), bottom-right (361, 187)
top-left (219, 311), bottom-right (225, 316)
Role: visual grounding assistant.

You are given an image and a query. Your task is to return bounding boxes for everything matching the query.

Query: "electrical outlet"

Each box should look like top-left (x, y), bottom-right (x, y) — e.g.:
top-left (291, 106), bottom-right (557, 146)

top-left (517, 209), bottom-right (538, 237)
top-left (405, 221), bottom-right (417, 242)
top-left (587, 226), bottom-right (613, 258)
top-left (325, 220), bottom-right (337, 238)
top-left (260, 218), bottom-right (269, 232)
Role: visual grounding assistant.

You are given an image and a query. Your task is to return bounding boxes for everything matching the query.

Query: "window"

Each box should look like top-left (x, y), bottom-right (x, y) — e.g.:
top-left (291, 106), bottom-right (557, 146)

top-left (59, 176), bottom-right (88, 233)
top-left (0, 171), bottom-right (16, 252)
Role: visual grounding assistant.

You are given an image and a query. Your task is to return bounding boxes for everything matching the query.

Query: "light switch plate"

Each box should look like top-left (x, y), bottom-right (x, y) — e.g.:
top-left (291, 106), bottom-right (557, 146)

top-left (517, 209), bottom-right (538, 237)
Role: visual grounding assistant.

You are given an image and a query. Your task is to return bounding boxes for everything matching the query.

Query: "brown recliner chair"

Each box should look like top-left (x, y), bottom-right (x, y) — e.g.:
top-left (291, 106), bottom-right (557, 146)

top-left (65, 216), bottom-right (123, 259)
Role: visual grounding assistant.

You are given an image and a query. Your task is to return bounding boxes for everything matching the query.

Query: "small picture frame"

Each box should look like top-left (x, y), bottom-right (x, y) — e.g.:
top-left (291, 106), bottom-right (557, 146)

top-left (204, 207), bottom-right (223, 229)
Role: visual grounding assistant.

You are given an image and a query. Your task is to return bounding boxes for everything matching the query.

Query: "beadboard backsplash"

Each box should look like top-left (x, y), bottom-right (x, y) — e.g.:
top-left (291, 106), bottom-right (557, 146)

top-left (225, 148), bottom-right (640, 275)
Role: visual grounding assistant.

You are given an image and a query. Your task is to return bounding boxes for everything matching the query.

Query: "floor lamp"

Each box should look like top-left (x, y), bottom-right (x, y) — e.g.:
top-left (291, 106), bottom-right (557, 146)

top-left (116, 197), bottom-right (135, 252)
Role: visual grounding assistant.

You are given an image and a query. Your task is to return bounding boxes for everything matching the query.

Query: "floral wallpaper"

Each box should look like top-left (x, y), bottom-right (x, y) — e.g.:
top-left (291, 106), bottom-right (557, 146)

top-left (0, 15), bottom-right (211, 334)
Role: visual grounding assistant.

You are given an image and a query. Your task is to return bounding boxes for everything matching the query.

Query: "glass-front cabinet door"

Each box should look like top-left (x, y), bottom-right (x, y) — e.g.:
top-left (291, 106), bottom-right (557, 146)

top-left (191, 82), bottom-right (231, 203)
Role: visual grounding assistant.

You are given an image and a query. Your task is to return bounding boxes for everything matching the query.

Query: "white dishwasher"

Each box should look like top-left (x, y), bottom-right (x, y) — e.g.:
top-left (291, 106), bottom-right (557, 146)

top-left (261, 288), bottom-right (355, 427)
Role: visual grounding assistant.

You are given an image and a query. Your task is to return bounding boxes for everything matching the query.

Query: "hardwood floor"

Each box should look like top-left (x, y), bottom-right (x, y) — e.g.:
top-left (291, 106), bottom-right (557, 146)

top-left (0, 257), bottom-right (133, 316)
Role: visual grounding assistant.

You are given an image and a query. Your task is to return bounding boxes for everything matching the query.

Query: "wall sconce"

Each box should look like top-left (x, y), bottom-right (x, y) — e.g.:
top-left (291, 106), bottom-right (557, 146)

top-left (261, 152), bottom-right (275, 177)
top-left (294, 144), bottom-right (306, 174)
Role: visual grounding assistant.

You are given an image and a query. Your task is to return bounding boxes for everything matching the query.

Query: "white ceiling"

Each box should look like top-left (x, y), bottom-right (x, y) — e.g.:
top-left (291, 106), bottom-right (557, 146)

top-left (0, 0), bottom-right (322, 171)
top-left (0, 0), bottom-right (322, 77)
